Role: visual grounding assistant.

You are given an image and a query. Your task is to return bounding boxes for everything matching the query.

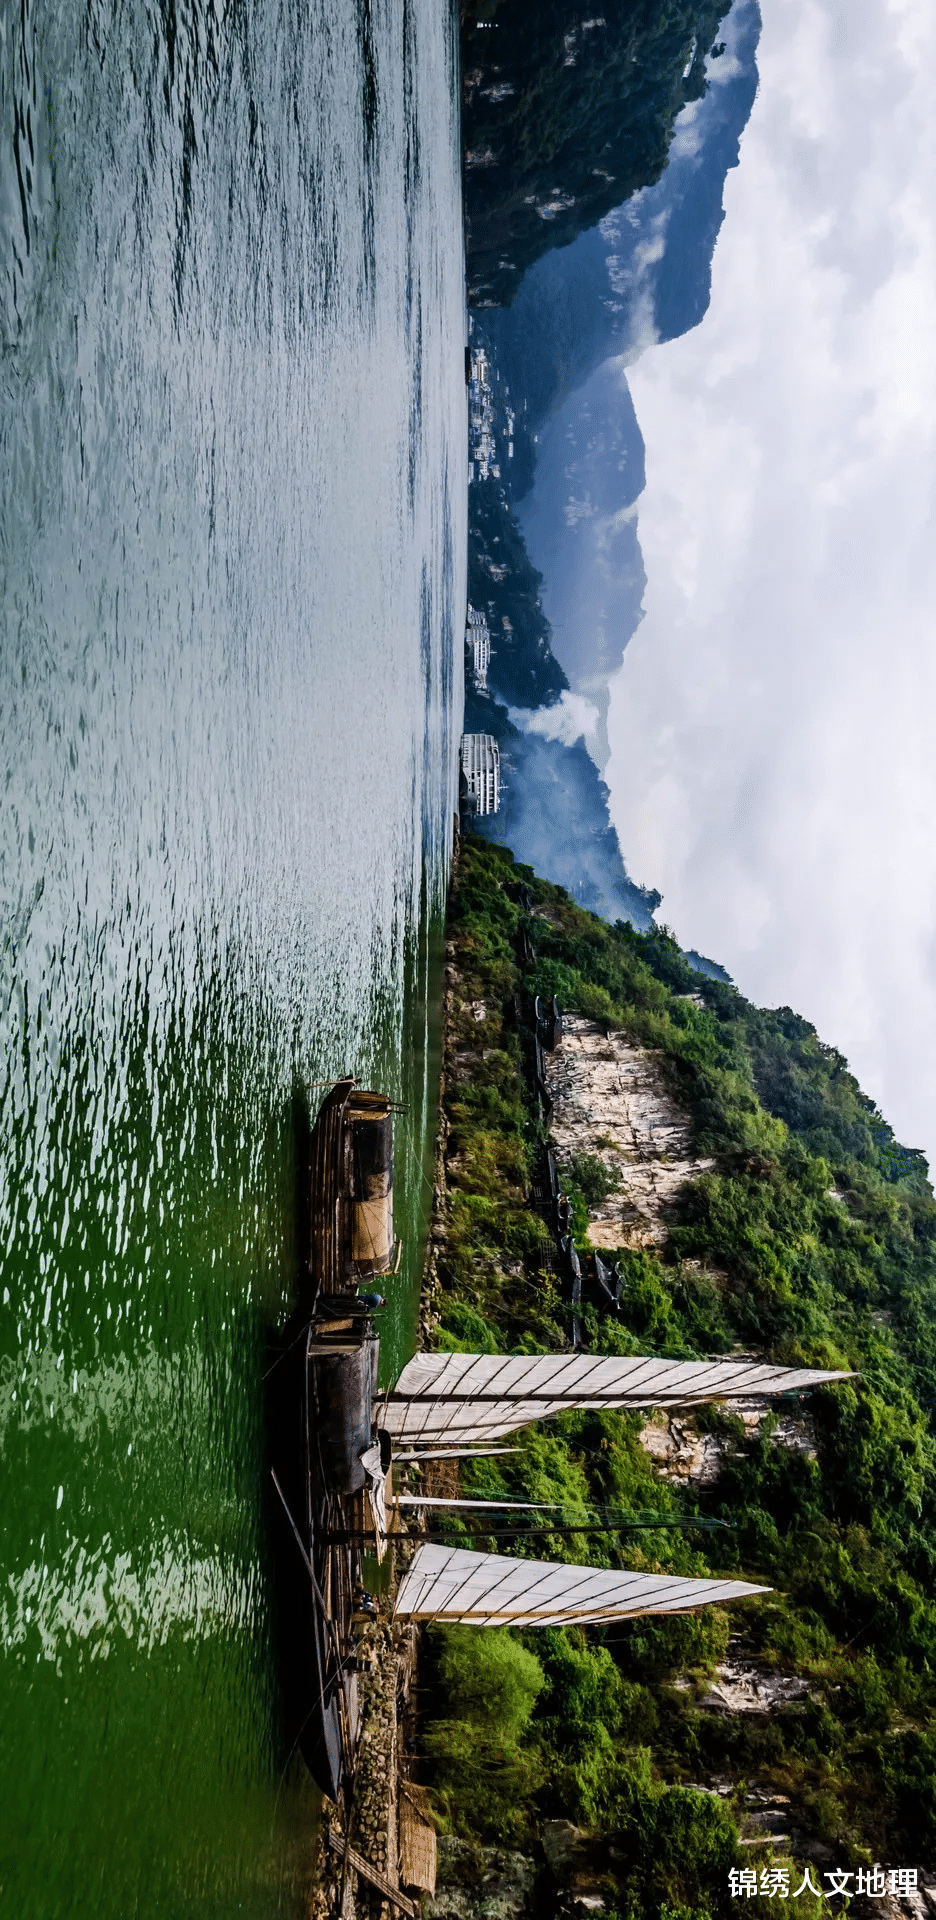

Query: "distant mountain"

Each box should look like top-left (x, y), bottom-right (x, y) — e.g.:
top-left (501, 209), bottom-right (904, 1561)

top-left (481, 0), bottom-right (762, 455)
top-left (684, 947), bottom-right (733, 983)
top-left (465, 2), bottom-right (761, 785)
top-left (514, 358), bottom-right (648, 769)
top-left (463, 0), bottom-right (734, 308)
top-left (467, 487), bottom-right (569, 711)
top-left (460, 0), bottom-right (763, 932)
top-left (465, 463), bottom-right (658, 922)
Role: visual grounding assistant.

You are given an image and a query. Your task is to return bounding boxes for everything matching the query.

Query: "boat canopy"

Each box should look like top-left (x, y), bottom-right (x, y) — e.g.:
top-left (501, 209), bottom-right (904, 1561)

top-left (394, 1542), bottom-right (770, 1626)
top-left (380, 1351), bottom-right (853, 1446)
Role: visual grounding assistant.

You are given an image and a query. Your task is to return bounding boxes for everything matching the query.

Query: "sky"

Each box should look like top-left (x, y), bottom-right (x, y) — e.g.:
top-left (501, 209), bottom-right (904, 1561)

top-left (605, 0), bottom-right (936, 1166)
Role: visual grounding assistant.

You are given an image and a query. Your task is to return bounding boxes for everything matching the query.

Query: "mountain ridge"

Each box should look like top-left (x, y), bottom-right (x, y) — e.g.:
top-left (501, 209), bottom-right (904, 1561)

top-left (462, 0), bottom-right (736, 308)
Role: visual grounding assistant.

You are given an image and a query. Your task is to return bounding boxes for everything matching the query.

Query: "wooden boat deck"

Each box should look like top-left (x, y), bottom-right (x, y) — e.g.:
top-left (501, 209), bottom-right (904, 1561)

top-left (309, 1078), bottom-right (354, 1294)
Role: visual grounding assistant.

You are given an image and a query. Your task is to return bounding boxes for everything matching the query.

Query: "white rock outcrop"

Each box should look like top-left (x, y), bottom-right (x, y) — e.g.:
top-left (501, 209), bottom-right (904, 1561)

top-left (544, 1016), bottom-right (712, 1249)
top-left (639, 1405), bottom-right (817, 1486)
top-left (700, 1659), bottom-right (810, 1714)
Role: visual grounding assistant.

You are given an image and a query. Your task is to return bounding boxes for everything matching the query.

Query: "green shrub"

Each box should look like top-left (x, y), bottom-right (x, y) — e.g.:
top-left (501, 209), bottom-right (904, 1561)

top-left (423, 1627), bottom-right (547, 1839)
top-left (437, 1300), bottom-right (503, 1353)
top-left (568, 1151), bottom-right (622, 1206)
top-left (433, 1624), bottom-right (546, 1728)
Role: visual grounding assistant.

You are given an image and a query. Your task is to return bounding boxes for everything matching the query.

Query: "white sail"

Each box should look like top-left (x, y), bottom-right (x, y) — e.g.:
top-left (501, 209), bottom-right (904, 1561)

top-left (395, 1495), bottom-right (567, 1511)
top-left (395, 1543), bottom-right (770, 1626)
top-left (381, 1351), bottom-right (853, 1445)
top-left (391, 1447), bottom-right (522, 1462)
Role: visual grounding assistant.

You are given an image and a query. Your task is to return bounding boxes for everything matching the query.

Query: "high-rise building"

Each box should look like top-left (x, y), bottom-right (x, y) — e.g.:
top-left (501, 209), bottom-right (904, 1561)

top-left (465, 606), bottom-right (490, 690)
top-left (460, 733), bottom-right (500, 814)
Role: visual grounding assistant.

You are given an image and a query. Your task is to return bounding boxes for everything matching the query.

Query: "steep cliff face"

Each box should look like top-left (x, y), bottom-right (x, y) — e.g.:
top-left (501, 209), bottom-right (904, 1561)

top-left (543, 1013), bottom-right (712, 1247)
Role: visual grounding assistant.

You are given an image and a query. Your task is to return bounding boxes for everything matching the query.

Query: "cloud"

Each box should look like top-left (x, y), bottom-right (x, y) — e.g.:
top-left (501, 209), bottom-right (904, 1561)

top-left (511, 691), bottom-right (601, 747)
top-left (669, 102), bottom-right (705, 161)
top-left (606, 0), bottom-right (936, 1163)
top-left (564, 494), bottom-right (598, 529)
top-left (600, 206), bottom-right (670, 353)
top-left (672, 0), bottom-right (760, 158)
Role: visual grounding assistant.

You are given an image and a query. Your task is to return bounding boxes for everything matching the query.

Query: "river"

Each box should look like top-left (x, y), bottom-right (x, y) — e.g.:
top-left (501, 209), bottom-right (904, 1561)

top-left (0, 0), bottom-right (466, 1911)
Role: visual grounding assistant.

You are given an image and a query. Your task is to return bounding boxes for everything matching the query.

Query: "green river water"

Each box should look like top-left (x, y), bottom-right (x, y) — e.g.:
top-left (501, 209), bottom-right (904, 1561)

top-left (0, 0), bottom-right (466, 1910)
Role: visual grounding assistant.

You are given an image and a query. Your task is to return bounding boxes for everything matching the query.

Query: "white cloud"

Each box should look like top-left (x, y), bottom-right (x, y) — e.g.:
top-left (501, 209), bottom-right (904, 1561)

top-left (672, 0), bottom-right (760, 158)
top-left (512, 691), bottom-right (601, 747)
top-left (606, 0), bottom-right (936, 1163)
top-left (670, 101), bottom-right (705, 161)
top-left (564, 494), bottom-right (598, 528)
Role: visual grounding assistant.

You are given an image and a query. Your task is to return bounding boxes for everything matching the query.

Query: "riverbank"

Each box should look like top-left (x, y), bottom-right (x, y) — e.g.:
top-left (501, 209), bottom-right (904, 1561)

top-left (409, 835), bottom-right (936, 1914)
top-left (313, 829), bottom-right (936, 1914)
top-left (309, 1605), bottom-right (423, 1920)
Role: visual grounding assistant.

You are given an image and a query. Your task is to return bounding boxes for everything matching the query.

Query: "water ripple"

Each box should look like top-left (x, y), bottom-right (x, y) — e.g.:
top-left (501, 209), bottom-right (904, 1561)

top-left (1, 0), bottom-right (465, 1908)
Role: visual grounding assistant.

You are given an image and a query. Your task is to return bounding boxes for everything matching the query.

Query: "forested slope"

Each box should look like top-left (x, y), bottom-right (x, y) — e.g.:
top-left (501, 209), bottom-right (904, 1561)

top-left (420, 837), bottom-right (936, 1919)
top-left (462, 0), bottom-right (733, 305)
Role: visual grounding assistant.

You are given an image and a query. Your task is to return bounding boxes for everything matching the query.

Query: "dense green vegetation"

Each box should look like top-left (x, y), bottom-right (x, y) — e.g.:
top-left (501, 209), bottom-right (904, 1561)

top-left (462, 0), bottom-right (732, 305)
top-left (421, 837), bottom-right (936, 1916)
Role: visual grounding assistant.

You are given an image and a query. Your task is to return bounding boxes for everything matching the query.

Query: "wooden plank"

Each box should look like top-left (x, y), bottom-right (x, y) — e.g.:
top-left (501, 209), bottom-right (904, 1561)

top-left (310, 1080), bottom-right (354, 1293)
top-left (325, 1830), bottom-right (416, 1917)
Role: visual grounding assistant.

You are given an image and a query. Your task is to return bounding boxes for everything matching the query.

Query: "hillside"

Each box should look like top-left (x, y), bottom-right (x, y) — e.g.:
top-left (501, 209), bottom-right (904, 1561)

top-left (419, 837), bottom-right (936, 1919)
top-left (462, 0), bottom-right (734, 306)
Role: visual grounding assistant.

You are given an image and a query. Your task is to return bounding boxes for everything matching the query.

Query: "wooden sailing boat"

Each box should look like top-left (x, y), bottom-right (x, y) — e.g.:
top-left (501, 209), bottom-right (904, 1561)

top-left (281, 1081), bottom-right (852, 1795)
